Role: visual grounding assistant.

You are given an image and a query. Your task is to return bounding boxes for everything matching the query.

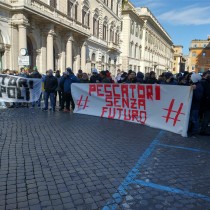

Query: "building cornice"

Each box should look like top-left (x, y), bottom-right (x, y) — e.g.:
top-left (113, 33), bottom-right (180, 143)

top-left (9, 2), bottom-right (90, 38)
top-left (138, 7), bottom-right (172, 45)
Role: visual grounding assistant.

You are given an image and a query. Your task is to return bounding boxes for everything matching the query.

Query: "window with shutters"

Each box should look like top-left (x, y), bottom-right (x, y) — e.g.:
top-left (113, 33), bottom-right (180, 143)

top-left (103, 23), bottom-right (107, 40)
top-left (82, 10), bottom-right (86, 25)
top-left (67, 1), bottom-right (73, 17)
top-left (93, 9), bottom-right (99, 37)
top-left (93, 18), bottom-right (99, 37)
top-left (75, 4), bottom-right (78, 20)
top-left (111, 0), bottom-right (113, 10)
top-left (82, 0), bottom-right (90, 26)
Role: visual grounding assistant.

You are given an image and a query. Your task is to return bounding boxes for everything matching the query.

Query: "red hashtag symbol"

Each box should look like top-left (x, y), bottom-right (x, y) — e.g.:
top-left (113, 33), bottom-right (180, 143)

top-left (162, 99), bottom-right (185, 126)
top-left (77, 95), bottom-right (89, 109)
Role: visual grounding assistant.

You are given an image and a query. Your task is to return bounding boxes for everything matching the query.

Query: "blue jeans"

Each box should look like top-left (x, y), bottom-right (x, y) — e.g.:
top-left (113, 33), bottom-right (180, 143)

top-left (44, 92), bottom-right (55, 110)
top-left (189, 110), bottom-right (200, 134)
top-left (32, 93), bottom-right (42, 107)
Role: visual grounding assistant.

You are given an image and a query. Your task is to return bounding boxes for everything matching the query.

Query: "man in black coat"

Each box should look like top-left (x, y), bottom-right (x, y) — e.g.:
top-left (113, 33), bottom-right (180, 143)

top-left (200, 70), bottom-right (210, 135)
top-left (43, 70), bottom-right (58, 112)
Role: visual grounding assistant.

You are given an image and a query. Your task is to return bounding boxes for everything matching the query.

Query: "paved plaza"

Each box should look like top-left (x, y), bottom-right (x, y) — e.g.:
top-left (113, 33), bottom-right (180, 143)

top-left (0, 108), bottom-right (210, 210)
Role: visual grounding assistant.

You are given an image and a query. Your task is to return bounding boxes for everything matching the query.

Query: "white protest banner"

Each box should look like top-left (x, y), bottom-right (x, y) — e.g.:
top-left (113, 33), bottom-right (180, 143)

top-left (72, 84), bottom-right (193, 137)
top-left (0, 74), bottom-right (42, 102)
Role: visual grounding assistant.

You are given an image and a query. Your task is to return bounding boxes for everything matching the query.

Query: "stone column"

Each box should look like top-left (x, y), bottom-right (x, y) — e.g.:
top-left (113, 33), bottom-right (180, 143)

top-left (47, 30), bottom-right (54, 70)
top-left (81, 42), bottom-right (87, 71)
top-left (66, 36), bottom-right (73, 68)
top-left (18, 24), bottom-right (27, 55)
top-left (141, 21), bottom-right (147, 74)
top-left (41, 33), bottom-right (47, 73)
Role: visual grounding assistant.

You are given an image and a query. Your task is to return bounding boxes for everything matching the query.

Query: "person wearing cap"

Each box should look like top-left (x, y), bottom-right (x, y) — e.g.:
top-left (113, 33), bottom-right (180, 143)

top-left (199, 70), bottom-right (210, 135)
top-left (136, 72), bottom-right (144, 83)
top-left (188, 73), bottom-right (203, 137)
top-left (59, 68), bottom-right (80, 112)
top-left (90, 68), bottom-right (101, 83)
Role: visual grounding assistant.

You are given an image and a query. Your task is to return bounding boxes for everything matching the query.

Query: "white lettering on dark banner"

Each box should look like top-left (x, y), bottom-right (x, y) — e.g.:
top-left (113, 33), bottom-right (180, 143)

top-left (0, 74), bottom-right (42, 102)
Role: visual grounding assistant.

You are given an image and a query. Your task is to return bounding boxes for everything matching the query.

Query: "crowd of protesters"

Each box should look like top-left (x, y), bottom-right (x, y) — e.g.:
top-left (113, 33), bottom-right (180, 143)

top-left (0, 66), bottom-right (210, 137)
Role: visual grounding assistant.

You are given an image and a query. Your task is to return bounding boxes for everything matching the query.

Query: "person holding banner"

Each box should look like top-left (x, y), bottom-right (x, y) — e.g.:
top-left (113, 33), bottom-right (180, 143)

top-left (29, 68), bottom-right (42, 108)
top-left (200, 70), bottom-right (210, 136)
top-left (43, 70), bottom-right (58, 112)
top-left (188, 73), bottom-right (203, 137)
top-left (60, 68), bottom-right (80, 112)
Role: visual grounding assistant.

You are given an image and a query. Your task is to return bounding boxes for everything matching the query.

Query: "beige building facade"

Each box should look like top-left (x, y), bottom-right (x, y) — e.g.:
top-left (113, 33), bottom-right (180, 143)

top-left (86, 0), bottom-right (121, 75)
top-left (0, 0), bottom-right (121, 75)
top-left (172, 45), bottom-right (183, 74)
top-left (120, 1), bottom-right (144, 72)
top-left (120, 2), bottom-right (174, 75)
top-left (188, 37), bottom-right (210, 73)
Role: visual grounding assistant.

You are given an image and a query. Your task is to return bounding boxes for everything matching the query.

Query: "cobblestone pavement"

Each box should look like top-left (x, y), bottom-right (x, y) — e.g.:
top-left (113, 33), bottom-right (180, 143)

top-left (0, 108), bottom-right (210, 210)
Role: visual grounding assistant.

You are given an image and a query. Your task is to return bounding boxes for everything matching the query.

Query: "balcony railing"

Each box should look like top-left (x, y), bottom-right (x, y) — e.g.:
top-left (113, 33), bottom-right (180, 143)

top-left (108, 41), bottom-right (119, 51)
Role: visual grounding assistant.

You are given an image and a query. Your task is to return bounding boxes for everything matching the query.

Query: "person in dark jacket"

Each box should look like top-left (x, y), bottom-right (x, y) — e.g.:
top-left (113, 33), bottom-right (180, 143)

top-left (200, 70), bottom-right (210, 135)
top-left (125, 71), bottom-right (137, 83)
top-left (100, 71), bottom-right (111, 83)
top-left (188, 73), bottom-right (203, 137)
top-left (80, 73), bottom-right (89, 83)
top-left (55, 70), bottom-right (62, 108)
top-left (118, 72), bottom-right (128, 83)
top-left (90, 68), bottom-right (101, 83)
top-left (162, 72), bottom-right (178, 85)
top-left (60, 68), bottom-right (80, 111)
top-left (146, 71), bottom-right (158, 84)
top-left (136, 72), bottom-right (144, 83)
top-left (43, 69), bottom-right (58, 112)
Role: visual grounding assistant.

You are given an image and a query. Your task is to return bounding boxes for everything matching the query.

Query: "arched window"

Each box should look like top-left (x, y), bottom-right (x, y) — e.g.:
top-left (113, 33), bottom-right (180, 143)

top-left (135, 44), bottom-right (138, 58)
top-left (93, 9), bottom-right (99, 37)
top-left (91, 53), bottom-right (96, 69)
top-left (130, 42), bottom-right (133, 58)
top-left (139, 46), bottom-right (142, 59)
top-left (103, 17), bottom-right (108, 41)
top-left (109, 21), bottom-right (115, 42)
top-left (131, 21), bottom-right (134, 34)
top-left (135, 25), bottom-right (139, 37)
top-left (111, 0), bottom-right (113, 10)
top-left (101, 55), bottom-right (105, 70)
top-left (67, 0), bottom-right (73, 18)
top-left (82, 0), bottom-right (90, 26)
top-left (108, 57), bottom-right (111, 70)
top-left (114, 58), bottom-right (117, 67)
top-left (101, 55), bottom-right (105, 63)
top-left (109, 27), bottom-right (114, 42)
top-left (92, 53), bottom-right (96, 62)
